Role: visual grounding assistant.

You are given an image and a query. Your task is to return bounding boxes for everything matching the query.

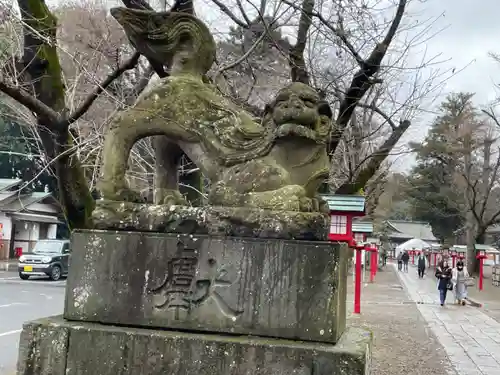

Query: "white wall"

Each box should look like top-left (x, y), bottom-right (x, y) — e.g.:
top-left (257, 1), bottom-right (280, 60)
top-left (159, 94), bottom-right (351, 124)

top-left (13, 221), bottom-right (39, 255)
top-left (14, 221), bottom-right (39, 241)
top-left (47, 224), bottom-right (57, 239)
top-left (0, 214), bottom-right (12, 240)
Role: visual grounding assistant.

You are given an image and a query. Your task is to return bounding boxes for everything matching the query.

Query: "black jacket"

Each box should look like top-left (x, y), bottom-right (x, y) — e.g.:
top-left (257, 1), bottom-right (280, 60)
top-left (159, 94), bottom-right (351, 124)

top-left (401, 253), bottom-right (410, 263)
top-left (417, 256), bottom-right (426, 269)
top-left (435, 266), bottom-right (452, 290)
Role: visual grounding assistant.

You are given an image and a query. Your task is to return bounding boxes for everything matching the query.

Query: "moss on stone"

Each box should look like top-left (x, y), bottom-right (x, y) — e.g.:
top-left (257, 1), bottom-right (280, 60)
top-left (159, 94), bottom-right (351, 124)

top-left (97, 10), bottom-right (334, 224)
top-left (18, 316), bottom-right (372, 375)
top-left (25, 0), bottom-right (65, 113)
top-left (92, 199), bottom-right (329, 241)
top-left (22, 0), bottom-right (94, 230)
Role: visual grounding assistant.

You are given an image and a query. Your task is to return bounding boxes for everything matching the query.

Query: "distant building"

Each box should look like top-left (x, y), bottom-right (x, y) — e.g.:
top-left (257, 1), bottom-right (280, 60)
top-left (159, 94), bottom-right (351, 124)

top-left (383, 220), bottom-right (439, 249)
top-left (0, 179), bottom-right (63, 260)
top-left (483, 225), bottom-right (500, 246)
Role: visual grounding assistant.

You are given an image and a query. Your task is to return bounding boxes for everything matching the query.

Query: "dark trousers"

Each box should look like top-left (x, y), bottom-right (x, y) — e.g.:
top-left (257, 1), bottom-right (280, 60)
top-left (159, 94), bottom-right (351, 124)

top-left (418, 267), bottom-right (425, 278)
top-left (403, 261), bottom-right (409, 272)
top-left (439, 289), bottom-right (448, 305)
top-left (398, 261), bottom-right (402, 271)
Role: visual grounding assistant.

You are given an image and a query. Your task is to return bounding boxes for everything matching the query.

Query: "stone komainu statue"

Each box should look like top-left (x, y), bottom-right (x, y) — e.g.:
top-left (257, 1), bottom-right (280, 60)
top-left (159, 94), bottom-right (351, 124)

top-left (97, 7), bottom-right (333, 213)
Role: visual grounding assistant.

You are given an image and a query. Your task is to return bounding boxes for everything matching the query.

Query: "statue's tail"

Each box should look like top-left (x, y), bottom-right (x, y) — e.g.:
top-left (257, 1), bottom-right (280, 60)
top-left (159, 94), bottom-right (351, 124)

top-left (110, 7), bottom-right (216, 74)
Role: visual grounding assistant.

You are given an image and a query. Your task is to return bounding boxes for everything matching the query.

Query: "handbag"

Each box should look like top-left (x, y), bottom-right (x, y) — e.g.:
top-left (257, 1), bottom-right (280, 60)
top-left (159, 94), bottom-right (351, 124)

top-left (465, 277), bottom-right (475, 287)
top-left (447, 282), bottom-right (453, 291)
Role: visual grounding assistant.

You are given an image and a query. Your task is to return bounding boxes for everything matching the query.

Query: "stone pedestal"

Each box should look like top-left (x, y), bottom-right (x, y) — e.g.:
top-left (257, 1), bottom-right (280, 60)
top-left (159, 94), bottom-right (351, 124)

top-left (16, 229), bottom-right (372, 375)
top-left (64, 230), bottom-right (348, 344)
top-left (17, 316), bottom-right (371, 375)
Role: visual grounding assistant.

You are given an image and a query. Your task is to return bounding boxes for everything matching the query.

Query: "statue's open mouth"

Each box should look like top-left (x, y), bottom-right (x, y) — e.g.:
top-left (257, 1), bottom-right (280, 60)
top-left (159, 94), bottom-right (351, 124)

top-left (276, 123), bottom-right (318, 141)
top-left (278, 122), bottom-right (316, 131)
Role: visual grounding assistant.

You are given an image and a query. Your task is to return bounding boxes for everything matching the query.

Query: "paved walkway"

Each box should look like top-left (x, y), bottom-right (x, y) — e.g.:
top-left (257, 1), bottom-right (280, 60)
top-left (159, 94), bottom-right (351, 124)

top-left (396, 264), bottom-right (500, 375)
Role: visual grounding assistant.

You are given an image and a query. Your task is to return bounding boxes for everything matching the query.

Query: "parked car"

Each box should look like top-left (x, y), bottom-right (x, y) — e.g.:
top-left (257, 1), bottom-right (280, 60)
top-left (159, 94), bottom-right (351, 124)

top-left (17, 239), bottom-right (71, 281)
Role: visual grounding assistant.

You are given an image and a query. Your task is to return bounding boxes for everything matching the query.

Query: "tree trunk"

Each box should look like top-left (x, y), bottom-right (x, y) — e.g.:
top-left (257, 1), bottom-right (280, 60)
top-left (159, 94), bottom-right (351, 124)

top-left (18, 0), bottom-right (94, 229)
top-left (465, 213), bottom-right (477, 275)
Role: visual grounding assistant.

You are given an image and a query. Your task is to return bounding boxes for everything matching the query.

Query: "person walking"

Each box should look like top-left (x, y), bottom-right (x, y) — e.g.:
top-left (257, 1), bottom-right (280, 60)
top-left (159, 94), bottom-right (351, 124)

top-left (397, 252), bottom-right (403, 271)
top-left (435, 260), bottom-right (452, 306)
top-left (452, 260), bottom-right (469, 306)
top-left (401, 251), bottom-right (410, 272)
top-left (417, 253), bottom-right (426, 279)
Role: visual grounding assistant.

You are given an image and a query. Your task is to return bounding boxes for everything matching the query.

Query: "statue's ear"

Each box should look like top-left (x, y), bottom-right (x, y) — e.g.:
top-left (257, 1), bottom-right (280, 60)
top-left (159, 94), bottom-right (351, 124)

top-left (264, 103), bottom-right (273, 115)
top-left (318, 100), bottom-right (333, 119)
top-left (170, 0), bottom-right (195, 14)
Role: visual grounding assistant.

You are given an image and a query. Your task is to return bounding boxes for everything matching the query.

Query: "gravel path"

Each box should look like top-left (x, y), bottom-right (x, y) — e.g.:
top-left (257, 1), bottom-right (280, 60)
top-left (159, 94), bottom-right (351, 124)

top-left (346, 265), bottom-right (455, 375)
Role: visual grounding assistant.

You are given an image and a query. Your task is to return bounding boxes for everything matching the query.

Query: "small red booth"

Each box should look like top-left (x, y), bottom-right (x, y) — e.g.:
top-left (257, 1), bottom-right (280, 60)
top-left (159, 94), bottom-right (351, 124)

top-left (352, 220), bottom-right (374, 244)
top-left (322, 194), bottom-right (366, 314)
top-left (322, 195), bottom-right (366, 242)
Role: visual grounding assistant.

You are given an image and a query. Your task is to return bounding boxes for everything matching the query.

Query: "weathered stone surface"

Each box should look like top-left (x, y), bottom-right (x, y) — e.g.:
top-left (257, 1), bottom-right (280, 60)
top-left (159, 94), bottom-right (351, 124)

top-left (99, 8), bottom-right (333, 214)
top-left (92, 200), bottom-right (329, 241)
top-left (17, 316), bottom-right (372, 375)
top-left (64, 230), bottom-right (348, 344)
top-left (16, 318), bottom-right (69, 375)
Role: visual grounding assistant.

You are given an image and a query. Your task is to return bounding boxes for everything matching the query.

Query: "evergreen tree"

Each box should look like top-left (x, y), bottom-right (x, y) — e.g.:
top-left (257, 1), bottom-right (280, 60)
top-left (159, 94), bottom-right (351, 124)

top-left (405, 93), bottom-right (474, 242)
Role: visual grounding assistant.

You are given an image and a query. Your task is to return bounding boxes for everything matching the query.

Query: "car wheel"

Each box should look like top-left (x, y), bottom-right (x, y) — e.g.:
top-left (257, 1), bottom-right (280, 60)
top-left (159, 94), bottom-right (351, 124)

top-left (50, 265), bottom-right (62, 281)
top-left (19, 273), bottom-right (30, 280)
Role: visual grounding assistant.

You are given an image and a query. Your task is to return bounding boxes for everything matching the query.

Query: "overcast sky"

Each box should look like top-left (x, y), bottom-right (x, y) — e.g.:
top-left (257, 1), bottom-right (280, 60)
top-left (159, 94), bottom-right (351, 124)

top-left (38, 0), bottom-right (500, 170)
top-left (386, 0), bottom-right (500, 169)
top-left (37, 0), bottom-right (500, 106)
top-left (424, 0), bottom-right (500, 104)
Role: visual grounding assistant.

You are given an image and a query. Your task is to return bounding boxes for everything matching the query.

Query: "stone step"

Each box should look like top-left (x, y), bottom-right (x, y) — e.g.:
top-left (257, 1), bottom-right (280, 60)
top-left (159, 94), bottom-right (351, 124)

top-left (17, 316), bottom-right (372, 375)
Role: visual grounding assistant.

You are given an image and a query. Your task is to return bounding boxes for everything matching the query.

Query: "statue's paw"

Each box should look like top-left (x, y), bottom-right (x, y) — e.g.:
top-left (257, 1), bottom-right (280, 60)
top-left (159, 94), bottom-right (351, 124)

top-left (115, 188), bottom-right (144, 203)
top-left (299, 197), bottom-right (314, 212)
top-left (307, 196), bottom-right (329, 213)
top-left (295, 195), bottom-right (331, 213)
top-left (317, 196), bottom-right (330, 213)
top-left (161, 196), bottom-right (188, 206)
top-left (257, 185), bottom-right (306, 211)
top-left (155, 189), bottom-right (188, 206)
top-left (98, 180), bottom-right (143, 203)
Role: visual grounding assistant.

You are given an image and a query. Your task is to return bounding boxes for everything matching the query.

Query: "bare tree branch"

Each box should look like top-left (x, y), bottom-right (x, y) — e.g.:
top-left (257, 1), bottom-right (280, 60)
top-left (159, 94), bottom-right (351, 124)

top-left (210, 0), bottom-right (248, 29)
top-left (357, 102), bottom-right (398, 131)
top-left (235, 0), bottom-right (252, 26)
top-left (0, 81), bottom-right (61, 123)
top-left (289, 0), bottom-right (314, 84)
top-left (331, 0), bottom-right (408, 153)
top-left (281, 0), bottom-right (363, 66)
top-left (214, 30), bottom-right (267, 80)
top-left (335, 119), bottom-right (411, 194)
top-left (65, 52), bottom-right (141, 126)
top-left (482, 108), bottom-right (500, 128)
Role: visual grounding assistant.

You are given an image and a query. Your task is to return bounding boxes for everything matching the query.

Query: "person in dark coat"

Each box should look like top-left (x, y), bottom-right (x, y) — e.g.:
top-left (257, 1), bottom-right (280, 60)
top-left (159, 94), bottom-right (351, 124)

top-left (435, 260), bottom-right (452, 306)
top-left (397, 252), bottom-right (403, 271)
top-left (417, 253), bottom-right (426, 279)
top-left (401, 251), bottom-right (410, 272)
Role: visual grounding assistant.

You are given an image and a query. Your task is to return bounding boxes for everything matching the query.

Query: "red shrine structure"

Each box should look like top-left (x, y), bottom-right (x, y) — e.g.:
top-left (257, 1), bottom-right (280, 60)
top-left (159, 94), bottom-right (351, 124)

top-left (321, 195), bottom-right (367, 242)
top-left (352, 221), bottom-right (374, 243)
